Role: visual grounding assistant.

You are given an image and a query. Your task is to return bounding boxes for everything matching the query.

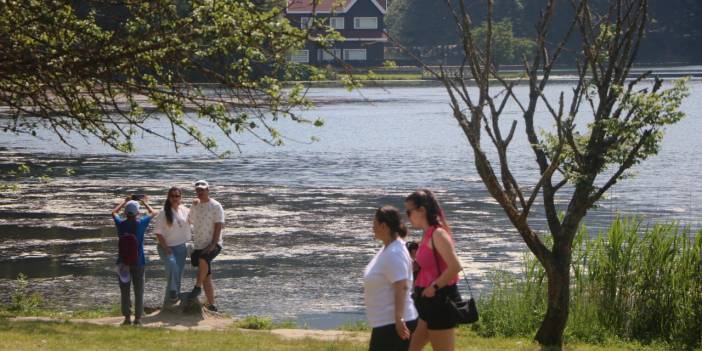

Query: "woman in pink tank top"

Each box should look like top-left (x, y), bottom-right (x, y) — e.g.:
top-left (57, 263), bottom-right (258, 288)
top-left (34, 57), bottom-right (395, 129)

top-left (404, 189), bottom-right (461, 351)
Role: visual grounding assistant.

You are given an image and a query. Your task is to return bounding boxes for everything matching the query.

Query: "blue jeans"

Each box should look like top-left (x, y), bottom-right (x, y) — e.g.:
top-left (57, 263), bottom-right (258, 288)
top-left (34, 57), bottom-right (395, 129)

top-left (157, 243), bottom-right (187, 303)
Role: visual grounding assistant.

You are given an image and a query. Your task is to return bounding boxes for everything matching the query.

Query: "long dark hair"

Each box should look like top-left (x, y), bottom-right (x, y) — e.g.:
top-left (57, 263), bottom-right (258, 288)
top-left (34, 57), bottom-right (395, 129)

top-left (375, 205), bottom-right (408, 239)
top-left (163, 187), bottom-right (181, 226)
top-left (405, 189), bottom-right (451, 233)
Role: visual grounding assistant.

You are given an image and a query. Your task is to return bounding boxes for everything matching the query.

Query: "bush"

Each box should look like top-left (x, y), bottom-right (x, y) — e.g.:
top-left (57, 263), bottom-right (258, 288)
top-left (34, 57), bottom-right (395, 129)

top-left (475, 217), bottom-right (702, 349)
top-left (236, 315), bottom-right (274, 330)
top-left (9, 273), bottom-right (43, 314)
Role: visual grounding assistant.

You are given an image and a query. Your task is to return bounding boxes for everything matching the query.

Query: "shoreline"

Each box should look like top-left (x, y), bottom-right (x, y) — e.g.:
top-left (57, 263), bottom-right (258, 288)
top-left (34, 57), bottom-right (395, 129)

top-left (292, 74), bottom-right (702, 88)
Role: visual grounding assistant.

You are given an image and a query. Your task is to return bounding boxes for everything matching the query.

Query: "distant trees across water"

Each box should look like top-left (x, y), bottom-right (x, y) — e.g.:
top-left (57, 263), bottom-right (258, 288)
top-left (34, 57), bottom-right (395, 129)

top-left (386, 0), bottom-right (702, 66)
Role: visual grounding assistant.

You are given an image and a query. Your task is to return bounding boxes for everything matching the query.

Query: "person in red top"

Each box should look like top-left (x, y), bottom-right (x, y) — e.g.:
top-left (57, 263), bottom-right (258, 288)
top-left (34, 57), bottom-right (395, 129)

top-left (404, 189), bottom-right (462, 351)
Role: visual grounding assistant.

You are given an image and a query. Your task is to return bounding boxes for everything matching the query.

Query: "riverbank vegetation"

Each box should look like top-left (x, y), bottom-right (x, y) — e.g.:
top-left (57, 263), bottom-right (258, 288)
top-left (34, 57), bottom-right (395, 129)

top-left (1, 218), bottom-right (699, 350)
top-left (476, 218), bottom-right (702, 350)
top-left (410, 0), bottom-right (691, 348)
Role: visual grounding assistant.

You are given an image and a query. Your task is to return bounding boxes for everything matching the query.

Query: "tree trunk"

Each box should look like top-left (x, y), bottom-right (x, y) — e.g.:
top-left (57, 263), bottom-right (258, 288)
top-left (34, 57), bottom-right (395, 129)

top-left (535, 254), bottom-right (571, 350)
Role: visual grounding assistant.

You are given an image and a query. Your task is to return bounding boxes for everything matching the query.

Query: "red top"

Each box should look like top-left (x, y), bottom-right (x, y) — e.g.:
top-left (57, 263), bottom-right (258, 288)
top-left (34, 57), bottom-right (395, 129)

top-left (415, 226), bottom-right (459, 288)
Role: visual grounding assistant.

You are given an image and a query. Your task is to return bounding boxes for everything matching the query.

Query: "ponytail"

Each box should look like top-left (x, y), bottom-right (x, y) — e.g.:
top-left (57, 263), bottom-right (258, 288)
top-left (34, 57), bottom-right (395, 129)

top-left (375, 205), bottom-right (408, 239)
top-left (405, 189), bottom-right (451, 233)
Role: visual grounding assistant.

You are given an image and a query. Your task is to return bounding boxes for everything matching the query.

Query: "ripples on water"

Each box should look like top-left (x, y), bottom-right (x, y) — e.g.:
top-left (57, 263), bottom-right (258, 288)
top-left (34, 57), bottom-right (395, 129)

top-left (0, 82), bottom-right (701, 328)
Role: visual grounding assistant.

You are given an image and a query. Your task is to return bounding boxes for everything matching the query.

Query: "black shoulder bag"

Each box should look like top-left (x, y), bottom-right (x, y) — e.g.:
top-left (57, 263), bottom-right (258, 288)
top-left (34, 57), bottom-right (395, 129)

top-left (431, 234), bottom-right (479, 324)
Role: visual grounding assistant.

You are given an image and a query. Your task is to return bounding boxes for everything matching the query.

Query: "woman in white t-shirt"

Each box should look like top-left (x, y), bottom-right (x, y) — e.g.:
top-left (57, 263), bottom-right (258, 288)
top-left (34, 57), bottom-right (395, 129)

top-left (364, 205), bottom-right (419, 351)
top-left (154, 187), bottom-right (192, 305)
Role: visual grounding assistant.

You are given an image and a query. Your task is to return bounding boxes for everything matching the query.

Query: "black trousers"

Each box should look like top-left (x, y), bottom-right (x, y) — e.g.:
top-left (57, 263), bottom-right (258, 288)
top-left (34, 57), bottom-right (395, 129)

top-left (368, 319), bottom-right (418, 351)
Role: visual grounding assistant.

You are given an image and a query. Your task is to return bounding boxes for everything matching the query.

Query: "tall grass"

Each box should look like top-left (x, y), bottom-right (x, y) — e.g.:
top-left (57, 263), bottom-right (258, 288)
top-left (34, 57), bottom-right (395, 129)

top-left (473, 217), bottom-right (702, 350)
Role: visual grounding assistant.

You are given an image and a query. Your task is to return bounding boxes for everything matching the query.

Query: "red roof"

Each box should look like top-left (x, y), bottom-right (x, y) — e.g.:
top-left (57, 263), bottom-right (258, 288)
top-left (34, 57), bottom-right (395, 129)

top-left (286, 0), bottom-right (386, 14)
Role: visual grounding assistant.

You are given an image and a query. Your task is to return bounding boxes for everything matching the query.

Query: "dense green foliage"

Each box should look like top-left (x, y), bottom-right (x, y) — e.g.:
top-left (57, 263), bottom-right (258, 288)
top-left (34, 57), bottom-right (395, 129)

top-left (0, 0), bottom-right (331, 155)
top-left (474, 218), bottom-right (702, 349)
top-left (387, 0), bottom-right (702, 64)
top-left (472, 19), bottom-right (535, 68)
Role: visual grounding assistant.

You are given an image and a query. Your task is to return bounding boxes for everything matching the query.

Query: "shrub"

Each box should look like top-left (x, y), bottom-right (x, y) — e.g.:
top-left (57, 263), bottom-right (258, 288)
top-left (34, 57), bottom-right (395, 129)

top-left (9, 273), bottom-right (43, 314)
top-left (236, 315), bottom-right (274, 330)
top-left (475, 217), bottom-right (702, 349)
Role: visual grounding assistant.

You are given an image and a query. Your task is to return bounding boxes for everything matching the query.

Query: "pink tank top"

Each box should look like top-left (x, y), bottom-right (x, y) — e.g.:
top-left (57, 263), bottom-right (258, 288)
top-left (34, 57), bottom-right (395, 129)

top-left (415, 226), bottom-right (459, 288)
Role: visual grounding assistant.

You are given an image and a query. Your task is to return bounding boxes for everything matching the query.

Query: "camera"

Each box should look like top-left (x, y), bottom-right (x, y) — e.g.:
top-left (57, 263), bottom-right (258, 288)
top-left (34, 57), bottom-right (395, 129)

top-left (131, 194), bottom-right (145, 201)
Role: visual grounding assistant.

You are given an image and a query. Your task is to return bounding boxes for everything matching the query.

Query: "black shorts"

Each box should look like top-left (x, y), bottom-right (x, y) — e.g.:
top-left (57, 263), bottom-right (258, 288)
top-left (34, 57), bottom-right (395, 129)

top-left (413, 284), bottom-right (461, 330)
top-left (190, 244), bottom-right (221, 275)
top-left (369, 319), bottom-right (417, 351)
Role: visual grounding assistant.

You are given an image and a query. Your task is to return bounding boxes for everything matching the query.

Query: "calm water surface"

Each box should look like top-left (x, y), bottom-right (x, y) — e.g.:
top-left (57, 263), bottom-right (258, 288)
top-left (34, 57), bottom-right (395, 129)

top-left (0, 80), bottom-right (700, 328)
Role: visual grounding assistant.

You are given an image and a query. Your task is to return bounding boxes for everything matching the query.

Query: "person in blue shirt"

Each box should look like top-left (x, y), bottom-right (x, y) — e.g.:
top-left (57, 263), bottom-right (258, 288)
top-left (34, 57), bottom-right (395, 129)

top-left (111, 196), bottom-right (156, 326)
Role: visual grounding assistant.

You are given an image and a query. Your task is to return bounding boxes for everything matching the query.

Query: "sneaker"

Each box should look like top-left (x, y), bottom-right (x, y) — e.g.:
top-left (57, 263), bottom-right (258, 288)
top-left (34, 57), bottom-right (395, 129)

top-left (205, 304), bottom-right (218, 312)
top-left (133, 319), bottom-right (142, 326)
top-left (121, 317), bottom-right (131, 326)
top-left (188, 286), bottom-right (202, 300)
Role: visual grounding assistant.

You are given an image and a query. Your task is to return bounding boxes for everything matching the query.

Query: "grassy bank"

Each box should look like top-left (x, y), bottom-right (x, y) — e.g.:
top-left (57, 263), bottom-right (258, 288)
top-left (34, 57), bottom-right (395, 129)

top-left (0, 318), bottom-right (673, 351)
top-left (1, 218), bottom-right (700, 350)
top-left (475, 218), bottom-right (702, 350)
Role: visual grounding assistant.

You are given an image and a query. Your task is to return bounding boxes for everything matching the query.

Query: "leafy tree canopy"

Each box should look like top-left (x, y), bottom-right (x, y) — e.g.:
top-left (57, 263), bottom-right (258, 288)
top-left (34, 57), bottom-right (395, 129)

top-left (0, 0), bottom-right (329, 156)
top-left (387, 0), bottom-right (702, 64)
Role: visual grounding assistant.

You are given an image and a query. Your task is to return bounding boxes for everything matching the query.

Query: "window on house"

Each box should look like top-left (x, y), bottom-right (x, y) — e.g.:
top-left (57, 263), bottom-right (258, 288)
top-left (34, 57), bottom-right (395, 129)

top-left (353, 17), bottom-right (378, 29)
top-left (288, 50), bottom-right (309, 63)
top-left (329, 17), bottom-right (345, 30)
top-left (343, 49), bottom-right (367, 61)
top-left (300, 17), bottom-right (313, 29)
top-left (318, 48), bottom-right (343, 61)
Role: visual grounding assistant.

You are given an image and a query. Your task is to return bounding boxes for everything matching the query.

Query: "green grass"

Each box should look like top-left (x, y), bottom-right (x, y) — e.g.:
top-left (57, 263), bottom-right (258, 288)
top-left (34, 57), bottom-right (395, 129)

top-left (337, 320), bottom-right (369, 331)
top-left (474, 217), bottom-right (702, 350)
top-left (235, 315), bottom-right (298, 330)
top-left (341, 73), bottom-right (423, 80)
top-left (0, 319), bottom-right (362, 351)
top-left (0, 305), bottom-right (121, 319)
top-left (0, 319), bottom-right (673, 351)
top-left (2, 217), bottom-right (699, 350)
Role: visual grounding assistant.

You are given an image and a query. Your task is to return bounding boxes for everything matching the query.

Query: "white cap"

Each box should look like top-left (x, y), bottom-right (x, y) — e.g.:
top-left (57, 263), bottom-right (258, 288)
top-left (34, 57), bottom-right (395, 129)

top-left (194, 180), bottom-right (209, 189)
top-left (124, 201), bottom-right (140, 216)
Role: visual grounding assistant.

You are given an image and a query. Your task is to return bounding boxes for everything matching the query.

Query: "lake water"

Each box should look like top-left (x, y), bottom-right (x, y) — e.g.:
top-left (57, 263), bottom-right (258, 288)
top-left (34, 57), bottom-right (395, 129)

top-left (1, 79), bottom-right (700, 328)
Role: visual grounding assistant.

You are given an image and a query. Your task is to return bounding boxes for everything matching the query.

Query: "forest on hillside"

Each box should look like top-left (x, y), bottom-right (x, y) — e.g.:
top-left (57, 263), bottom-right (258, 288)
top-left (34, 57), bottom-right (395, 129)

top-left (386, 0), bottom-right (702, 65)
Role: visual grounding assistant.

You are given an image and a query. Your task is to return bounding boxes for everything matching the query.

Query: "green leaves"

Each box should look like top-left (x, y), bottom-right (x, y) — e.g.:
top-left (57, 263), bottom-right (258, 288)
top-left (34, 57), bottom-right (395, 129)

top-left (1, 0), bottom-right (332, 156)
top-left (473, 18), bottom-right (535, 67)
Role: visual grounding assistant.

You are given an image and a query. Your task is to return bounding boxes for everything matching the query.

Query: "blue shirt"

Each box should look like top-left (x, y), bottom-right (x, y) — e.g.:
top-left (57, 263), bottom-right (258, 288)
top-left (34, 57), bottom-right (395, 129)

top-left (113, 214), bottom-right (152, 267)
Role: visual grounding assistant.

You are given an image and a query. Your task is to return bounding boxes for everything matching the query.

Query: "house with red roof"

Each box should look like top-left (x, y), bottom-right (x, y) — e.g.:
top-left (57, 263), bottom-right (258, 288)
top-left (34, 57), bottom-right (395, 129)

top-left (286, 0), bottom-right (387, 66)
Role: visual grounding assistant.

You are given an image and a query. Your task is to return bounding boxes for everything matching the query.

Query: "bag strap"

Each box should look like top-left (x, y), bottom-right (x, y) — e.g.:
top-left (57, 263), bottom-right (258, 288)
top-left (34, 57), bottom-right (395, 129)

top-left (120, 218), bottom-right (138, 237)
top-left (431, 231), bottom-right (474, 298)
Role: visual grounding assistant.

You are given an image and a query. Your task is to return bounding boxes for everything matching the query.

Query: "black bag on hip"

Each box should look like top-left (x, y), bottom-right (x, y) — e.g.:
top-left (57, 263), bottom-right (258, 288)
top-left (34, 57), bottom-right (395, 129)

top-left (432, 234), bottom-right (479, 325)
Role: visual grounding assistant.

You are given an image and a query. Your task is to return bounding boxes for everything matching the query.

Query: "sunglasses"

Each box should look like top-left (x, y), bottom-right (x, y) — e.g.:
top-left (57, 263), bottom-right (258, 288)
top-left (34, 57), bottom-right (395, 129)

top-left (169, 194), bottom-right (181, 198)
top-left (406, 207), bottom-right (419, 217)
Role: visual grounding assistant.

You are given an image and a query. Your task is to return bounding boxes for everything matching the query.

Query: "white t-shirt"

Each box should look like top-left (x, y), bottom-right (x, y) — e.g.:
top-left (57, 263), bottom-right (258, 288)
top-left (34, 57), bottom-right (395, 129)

top-left (188, 198), bottom-right (225, 250)
top-left (153, 206), bottom-right (191, 247)
top-left (363, 239), bottom-right (418, 328)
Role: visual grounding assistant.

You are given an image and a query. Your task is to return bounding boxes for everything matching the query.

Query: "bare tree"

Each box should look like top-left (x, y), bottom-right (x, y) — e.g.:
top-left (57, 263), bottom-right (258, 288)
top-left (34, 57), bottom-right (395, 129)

top-left (395, 0), bottom-right (689, 348)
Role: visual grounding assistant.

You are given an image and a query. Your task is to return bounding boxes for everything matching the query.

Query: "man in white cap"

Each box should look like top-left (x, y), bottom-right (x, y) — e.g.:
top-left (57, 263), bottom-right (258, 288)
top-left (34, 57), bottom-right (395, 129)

top-left (187, 180), bottom-right (225, 311)
top-left (111, 195), bottom-right (156, 325)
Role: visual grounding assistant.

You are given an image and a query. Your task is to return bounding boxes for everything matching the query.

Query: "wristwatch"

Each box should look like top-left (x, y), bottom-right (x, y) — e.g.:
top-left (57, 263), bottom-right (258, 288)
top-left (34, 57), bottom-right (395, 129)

top-left (432, 283), bottom-right (440, 291)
